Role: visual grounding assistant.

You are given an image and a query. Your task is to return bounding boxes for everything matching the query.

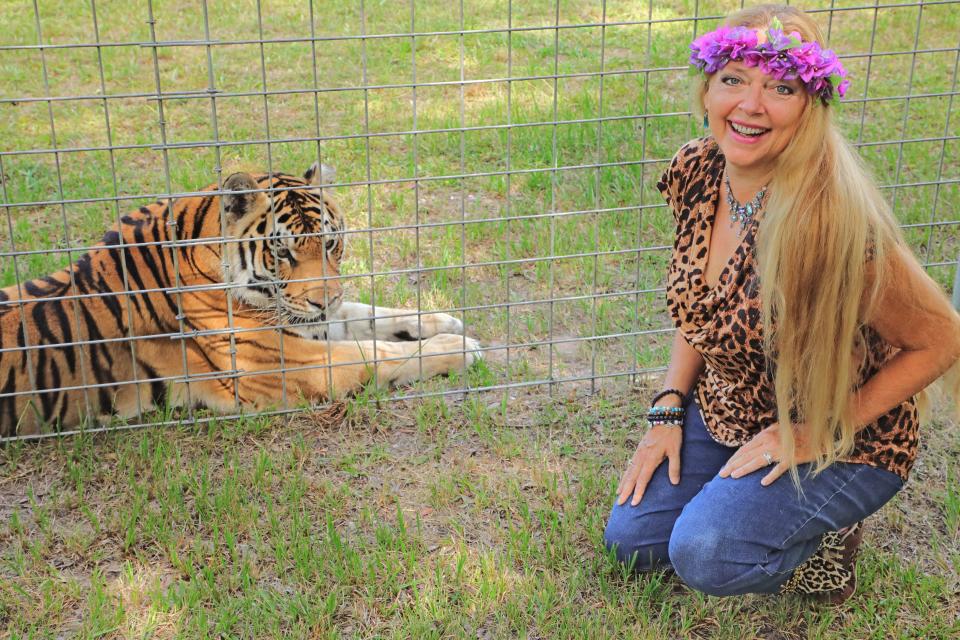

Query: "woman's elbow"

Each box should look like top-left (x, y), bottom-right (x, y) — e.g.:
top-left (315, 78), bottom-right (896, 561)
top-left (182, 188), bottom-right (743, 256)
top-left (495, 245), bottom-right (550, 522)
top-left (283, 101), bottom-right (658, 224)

top-left (938, 314), bottom-right (960, 375)
top-left (947, 313), bottom-right (960, 363)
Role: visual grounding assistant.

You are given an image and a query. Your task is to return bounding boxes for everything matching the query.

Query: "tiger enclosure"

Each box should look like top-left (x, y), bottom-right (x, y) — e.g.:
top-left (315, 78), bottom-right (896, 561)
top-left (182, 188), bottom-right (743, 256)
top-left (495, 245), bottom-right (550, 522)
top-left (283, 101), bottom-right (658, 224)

top-left (1, 0), bottom-right (958, 638)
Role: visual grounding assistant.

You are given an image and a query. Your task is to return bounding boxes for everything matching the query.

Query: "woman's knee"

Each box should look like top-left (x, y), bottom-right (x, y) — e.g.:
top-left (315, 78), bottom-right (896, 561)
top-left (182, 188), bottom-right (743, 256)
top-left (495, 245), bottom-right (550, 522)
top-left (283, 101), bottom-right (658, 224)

top-left (668, 518), bottom-right (748, 596)
top-left (604, 533), bottom-right (668, 572)
top-left (603, 503), bottom-right (673, 572)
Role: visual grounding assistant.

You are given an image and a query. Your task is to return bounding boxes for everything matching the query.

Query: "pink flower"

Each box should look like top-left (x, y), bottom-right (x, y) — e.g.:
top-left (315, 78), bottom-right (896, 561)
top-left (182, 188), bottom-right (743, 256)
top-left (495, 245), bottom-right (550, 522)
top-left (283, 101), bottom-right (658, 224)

top-left (790, 43), bottom-right (822, 82)
top-left (687, 22), bottom-right (849, 104)
top-left (766, 28), bottom-right (797, 51)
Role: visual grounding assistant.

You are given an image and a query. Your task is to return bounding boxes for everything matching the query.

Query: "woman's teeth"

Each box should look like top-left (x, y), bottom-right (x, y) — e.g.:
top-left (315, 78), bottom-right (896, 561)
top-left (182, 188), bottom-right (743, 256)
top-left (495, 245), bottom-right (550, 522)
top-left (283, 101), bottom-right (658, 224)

top-left (730, 122), bottom-right (768, 136)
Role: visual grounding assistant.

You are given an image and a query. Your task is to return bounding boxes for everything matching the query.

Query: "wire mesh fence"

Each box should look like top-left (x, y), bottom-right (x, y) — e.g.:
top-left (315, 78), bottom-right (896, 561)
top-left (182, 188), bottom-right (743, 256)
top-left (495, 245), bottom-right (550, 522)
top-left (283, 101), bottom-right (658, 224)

top-left (1, 0), bottom-right (958, 441)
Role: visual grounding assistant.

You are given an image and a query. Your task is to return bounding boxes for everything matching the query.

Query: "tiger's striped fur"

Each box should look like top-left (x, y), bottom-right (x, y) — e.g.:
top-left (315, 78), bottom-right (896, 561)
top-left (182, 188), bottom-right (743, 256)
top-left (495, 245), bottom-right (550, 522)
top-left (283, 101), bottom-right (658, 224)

top-left (0, 164), bottom-right (479, 436)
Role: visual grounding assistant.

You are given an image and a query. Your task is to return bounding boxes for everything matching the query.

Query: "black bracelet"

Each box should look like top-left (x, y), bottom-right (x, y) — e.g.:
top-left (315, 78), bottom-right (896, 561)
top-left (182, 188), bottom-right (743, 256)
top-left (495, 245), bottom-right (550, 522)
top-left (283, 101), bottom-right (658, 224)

top-left (651, 388), bottom-right (686, 406)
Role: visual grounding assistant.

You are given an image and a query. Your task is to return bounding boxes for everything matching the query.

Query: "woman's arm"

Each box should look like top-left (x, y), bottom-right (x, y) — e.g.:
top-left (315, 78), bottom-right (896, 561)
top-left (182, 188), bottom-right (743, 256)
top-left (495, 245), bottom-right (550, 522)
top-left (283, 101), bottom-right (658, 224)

top-left (658, 329), bottom-right (707, 406)
top-left (721, 245), bottom-right (960, 484)
top-left (616, 330), bottom-right (706, 505)
top-left (850, 245), bottom-right (960, 425)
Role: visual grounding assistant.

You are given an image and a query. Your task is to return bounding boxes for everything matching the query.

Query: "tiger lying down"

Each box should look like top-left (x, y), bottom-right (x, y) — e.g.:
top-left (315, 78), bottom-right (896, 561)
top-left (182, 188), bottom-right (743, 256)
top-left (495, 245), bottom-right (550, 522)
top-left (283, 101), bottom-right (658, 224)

top-left (0, 164), bottom-right (481, 436)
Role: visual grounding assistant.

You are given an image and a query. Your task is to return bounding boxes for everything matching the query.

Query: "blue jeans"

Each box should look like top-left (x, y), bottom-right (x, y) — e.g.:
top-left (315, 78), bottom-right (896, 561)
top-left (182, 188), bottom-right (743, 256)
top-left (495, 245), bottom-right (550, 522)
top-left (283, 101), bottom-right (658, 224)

top-left (603, 397), bottom-right (904, 596)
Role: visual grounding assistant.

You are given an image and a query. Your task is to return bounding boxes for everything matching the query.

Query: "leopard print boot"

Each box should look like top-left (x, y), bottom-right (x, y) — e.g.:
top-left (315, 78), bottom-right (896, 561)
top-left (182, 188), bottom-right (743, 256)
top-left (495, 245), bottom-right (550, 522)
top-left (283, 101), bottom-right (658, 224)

top-left (779, 521), bottom-right (864, 605)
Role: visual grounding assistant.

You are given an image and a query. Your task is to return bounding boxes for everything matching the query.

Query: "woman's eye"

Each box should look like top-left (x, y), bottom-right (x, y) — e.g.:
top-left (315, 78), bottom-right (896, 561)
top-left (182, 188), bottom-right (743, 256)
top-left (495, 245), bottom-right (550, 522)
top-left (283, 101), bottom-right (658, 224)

top-left (720, 75), bottom-right (742, 86)
top-left (774, 84), bottom-right (794, 95)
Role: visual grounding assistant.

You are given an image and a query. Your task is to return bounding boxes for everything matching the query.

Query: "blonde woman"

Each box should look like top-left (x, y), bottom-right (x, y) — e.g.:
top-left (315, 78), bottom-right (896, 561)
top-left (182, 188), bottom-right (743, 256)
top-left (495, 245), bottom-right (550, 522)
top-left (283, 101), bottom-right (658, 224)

top-left (604, 4), bottom-right (960, 603)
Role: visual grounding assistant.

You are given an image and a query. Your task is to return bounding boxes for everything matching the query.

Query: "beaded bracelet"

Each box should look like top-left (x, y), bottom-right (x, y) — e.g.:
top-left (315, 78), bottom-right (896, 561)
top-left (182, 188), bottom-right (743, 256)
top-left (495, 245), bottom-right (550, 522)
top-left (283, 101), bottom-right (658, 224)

top-left (648, 420), bottom-right (684, 428)
top-left (648, 405), bottom-right (684, 417)
top-left (647, 418), bottom-right (684, 427)
top-left (646, 404), bottom-right (685, 428)
top-left (651, 388), bottom-right (686, 406)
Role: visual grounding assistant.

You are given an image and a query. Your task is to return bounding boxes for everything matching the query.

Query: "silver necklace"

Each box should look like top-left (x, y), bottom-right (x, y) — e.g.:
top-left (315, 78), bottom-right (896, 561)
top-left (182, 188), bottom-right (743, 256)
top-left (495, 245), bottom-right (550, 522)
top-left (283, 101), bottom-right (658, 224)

top-left (724, 174), bottom-right (767, 236)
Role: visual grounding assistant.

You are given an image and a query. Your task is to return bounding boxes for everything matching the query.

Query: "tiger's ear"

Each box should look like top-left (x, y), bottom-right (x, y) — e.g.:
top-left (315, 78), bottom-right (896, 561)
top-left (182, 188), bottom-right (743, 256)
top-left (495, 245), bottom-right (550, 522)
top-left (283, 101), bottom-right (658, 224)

top-left (304, 162), bottom-right (335, 187)
top-left (222, 172), bottom-right (262, 219)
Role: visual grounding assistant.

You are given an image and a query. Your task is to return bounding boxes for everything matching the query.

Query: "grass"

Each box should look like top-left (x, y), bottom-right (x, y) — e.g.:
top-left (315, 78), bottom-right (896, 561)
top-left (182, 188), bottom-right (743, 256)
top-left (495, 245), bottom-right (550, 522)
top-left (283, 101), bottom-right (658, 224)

top-left (1, 0), bottom-right (959, 637)
top-left (1, 392), bottom-right (958, 638)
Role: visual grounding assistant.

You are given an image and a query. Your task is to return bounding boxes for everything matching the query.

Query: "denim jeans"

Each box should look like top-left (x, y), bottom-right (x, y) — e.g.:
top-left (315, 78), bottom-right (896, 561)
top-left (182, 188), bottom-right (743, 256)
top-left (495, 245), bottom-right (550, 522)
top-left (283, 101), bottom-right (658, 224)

top-left (603, 396), bottom-right (904, 596)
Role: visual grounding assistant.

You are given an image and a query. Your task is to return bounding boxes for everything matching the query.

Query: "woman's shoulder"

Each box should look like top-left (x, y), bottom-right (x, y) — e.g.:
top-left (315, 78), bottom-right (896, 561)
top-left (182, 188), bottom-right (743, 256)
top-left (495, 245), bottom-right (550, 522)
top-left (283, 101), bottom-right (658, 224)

top-left (658, 136), bottom-right (723, 213)
top-left (671, 136), bottom-right (721, 170)
top-left (661, 137), bottom-right (722, 189)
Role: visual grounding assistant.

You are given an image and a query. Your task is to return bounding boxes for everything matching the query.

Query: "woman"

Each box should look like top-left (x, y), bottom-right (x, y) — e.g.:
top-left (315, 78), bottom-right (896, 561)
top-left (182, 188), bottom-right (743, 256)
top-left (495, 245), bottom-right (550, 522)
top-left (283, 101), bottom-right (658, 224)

top-left (604, 4), bottom-right (960, 603)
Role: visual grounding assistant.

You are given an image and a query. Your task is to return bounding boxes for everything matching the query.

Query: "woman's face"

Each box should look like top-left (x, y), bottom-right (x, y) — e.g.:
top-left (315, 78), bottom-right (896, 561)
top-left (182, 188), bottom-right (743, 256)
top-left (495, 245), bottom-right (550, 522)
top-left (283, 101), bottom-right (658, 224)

top-left (703, 61), bottom-right (808, 178)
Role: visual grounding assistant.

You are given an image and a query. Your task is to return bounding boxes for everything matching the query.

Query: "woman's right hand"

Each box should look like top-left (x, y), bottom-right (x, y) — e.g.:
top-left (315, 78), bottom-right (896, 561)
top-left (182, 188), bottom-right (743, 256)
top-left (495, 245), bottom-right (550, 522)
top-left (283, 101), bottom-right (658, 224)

top-left (616, 425), bottom-right (683, 506)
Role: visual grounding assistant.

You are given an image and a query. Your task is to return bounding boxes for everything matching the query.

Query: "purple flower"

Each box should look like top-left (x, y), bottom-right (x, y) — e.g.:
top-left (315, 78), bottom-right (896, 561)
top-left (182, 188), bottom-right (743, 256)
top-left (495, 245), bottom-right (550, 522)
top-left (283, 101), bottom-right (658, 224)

top-left (816, 48), bottom-right (841, 77)
top-left (687, 22), bottom-right (850, 103)
top-left (739, 47), bottom-right (765, 68)
top-left (836, 78), bottom-right (850, 97)
top-left (725, 26), bottom-right (759, 58)
top-left (790, 43), bottom-right (822, 82)
top-left (766, 28), bottom-right (797, 51)
top-left (751, 45), bottom-right (797, 80)
top-left (689, 25), bottom-right (758, 74)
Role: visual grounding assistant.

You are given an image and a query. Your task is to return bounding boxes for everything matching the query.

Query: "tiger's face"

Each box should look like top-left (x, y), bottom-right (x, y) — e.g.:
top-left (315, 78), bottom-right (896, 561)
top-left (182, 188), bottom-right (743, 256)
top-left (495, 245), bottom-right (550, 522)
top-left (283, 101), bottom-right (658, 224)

top-left (220, 163), bottom-right (346, 326)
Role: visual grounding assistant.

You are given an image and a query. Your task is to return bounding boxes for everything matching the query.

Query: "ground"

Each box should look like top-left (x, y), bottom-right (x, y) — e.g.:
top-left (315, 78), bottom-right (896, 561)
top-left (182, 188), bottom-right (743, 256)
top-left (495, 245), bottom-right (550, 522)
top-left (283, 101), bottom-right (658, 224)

top-left (1, 383), bottom-right (957, 638)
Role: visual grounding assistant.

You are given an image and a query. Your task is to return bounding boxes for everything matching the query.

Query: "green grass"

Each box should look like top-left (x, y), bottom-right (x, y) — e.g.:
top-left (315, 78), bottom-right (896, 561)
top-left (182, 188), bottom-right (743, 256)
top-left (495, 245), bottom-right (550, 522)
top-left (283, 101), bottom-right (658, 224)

top-left (1, 0), bottom-right (959, 637)
top-left (1, 1), bottom-right (957, 387)
top-left (1, 393), bottom-right (958, 638)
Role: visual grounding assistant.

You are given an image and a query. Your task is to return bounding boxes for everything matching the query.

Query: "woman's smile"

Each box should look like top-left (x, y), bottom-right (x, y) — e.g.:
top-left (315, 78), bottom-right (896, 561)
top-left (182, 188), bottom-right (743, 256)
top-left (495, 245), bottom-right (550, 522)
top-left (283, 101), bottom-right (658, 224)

top-left (703, 62), bottom-right (807, 176)
top-left (727, 119), bottom-right (772, 142)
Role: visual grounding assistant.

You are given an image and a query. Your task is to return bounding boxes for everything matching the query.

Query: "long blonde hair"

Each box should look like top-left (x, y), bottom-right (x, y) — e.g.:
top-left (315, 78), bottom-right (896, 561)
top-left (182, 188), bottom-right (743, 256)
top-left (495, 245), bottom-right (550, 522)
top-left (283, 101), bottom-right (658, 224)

top-left (696, 4), bottom-right (958, 472)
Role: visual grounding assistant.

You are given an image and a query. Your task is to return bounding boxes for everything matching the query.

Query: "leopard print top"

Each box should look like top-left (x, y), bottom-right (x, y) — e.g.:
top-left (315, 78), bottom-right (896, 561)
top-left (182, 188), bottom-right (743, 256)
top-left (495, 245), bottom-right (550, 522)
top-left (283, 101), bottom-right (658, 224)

top-left (658, 137), bottom-right (919, 481)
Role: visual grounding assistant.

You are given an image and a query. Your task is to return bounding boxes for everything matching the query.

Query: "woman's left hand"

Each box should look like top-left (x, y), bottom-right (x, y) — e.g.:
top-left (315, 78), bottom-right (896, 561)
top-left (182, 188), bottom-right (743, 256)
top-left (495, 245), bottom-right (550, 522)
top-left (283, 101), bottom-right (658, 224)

top-left (718, 423), bottom-right (816, 486)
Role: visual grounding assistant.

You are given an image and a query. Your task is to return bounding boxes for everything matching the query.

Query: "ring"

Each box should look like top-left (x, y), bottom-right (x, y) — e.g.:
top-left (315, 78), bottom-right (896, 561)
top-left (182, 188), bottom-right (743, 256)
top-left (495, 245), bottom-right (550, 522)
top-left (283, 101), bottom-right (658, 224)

top-left (762, 451), bottom-right (774, 466)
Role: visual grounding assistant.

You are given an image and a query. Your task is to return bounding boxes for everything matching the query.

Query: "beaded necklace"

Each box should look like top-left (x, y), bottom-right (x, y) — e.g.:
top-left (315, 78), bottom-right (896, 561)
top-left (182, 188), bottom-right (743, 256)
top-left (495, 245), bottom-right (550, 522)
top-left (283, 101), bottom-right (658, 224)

top-left (724, 174), bottom-right (768, 236)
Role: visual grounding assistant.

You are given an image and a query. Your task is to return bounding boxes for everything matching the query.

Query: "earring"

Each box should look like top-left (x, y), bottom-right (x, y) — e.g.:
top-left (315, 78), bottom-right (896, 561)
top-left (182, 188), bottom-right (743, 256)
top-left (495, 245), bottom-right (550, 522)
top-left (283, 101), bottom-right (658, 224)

top-left (703, 114), bottom-right (709, 128)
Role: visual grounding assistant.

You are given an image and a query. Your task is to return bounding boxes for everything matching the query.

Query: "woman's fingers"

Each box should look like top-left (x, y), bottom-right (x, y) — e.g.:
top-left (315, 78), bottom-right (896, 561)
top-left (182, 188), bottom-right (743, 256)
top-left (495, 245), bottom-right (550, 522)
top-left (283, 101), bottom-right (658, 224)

top-left (616, 447), bottom-right (645, 504)
top-left (716, 424), bottom-right (801, 485)
top-left (630, 460), bottom-right (658, 506)
top-left (720, 430), bottom-right (777, 477)
top-left (721, 440), bottom-right (776, 479)
top-left (719, 447), bottom-right (752, 477)
top-left (617, 426), bottom-right (683, 505)
top-left (719, 442), bottom-right (755, 477)
top-left (761, 461), bottom-right (789, 486)
top-left (667, 446), bottom-right (682, 485)
top-left (616, 462), bottom-right (638, 504)
top-left (615, 451), bottom-right (659, 506)
top-left (616, 458), bottom-right (635, 501)
top-left (728, 453), bottom-right (774, 478)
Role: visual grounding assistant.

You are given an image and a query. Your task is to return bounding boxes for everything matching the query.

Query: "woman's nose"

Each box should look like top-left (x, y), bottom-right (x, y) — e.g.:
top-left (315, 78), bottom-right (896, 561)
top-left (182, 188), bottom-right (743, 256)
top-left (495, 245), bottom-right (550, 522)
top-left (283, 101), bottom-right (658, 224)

top-left (738, 83), bottom-right (765, 114)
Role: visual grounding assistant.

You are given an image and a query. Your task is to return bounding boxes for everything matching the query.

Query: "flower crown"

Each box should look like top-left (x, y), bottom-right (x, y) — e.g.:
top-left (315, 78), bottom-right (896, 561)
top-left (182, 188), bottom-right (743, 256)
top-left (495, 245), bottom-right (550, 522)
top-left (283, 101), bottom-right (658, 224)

top-left (688, 17), bottom-right (850, 103)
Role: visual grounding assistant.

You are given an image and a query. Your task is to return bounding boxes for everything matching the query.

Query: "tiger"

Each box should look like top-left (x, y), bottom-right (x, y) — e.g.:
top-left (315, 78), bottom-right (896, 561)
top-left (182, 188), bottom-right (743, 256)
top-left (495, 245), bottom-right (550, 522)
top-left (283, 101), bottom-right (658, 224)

top-left (0, 163), bottom-right (481, 437)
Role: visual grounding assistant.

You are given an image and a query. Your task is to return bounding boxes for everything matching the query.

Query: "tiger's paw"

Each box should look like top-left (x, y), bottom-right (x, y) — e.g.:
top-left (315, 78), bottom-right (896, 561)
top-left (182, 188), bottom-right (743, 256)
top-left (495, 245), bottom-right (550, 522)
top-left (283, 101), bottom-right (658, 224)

top-left (422, 333), bottom-right (483, 368)
top-left (393, 312), bottom-right (464, 340)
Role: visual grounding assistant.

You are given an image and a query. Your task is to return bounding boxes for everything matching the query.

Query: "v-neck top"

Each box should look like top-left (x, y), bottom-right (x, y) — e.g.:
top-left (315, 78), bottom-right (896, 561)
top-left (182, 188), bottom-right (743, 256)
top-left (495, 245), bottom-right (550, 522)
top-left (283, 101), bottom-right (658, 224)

top-left (658, 137), bottom-right (919, 480)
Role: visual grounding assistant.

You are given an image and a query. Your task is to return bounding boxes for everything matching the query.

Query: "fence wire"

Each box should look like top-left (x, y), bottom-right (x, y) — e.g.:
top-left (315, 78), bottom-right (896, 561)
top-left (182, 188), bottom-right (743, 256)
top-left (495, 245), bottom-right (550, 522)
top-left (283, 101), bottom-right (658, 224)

top-left (1, 0), bottom-right (958, 441)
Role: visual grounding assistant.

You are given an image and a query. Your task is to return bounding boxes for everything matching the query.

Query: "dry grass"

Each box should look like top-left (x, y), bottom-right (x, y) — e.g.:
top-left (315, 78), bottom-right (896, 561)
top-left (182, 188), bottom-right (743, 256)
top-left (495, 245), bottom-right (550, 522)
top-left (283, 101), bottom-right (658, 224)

top-left (1, 386), bottom-right (958, 638)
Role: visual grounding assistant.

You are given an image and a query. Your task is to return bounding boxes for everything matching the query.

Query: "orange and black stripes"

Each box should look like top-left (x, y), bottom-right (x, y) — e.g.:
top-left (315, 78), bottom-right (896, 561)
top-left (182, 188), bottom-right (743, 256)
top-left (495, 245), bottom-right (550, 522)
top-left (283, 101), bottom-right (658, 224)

top-left (0, 167), bottom-right (346, 436)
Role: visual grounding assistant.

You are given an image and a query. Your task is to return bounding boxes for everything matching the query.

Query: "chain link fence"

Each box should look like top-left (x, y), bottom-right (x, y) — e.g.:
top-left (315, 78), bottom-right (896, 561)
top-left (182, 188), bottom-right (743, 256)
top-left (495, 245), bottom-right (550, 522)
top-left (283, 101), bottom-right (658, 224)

top-left (1, 0), bottom-right (958, 440)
